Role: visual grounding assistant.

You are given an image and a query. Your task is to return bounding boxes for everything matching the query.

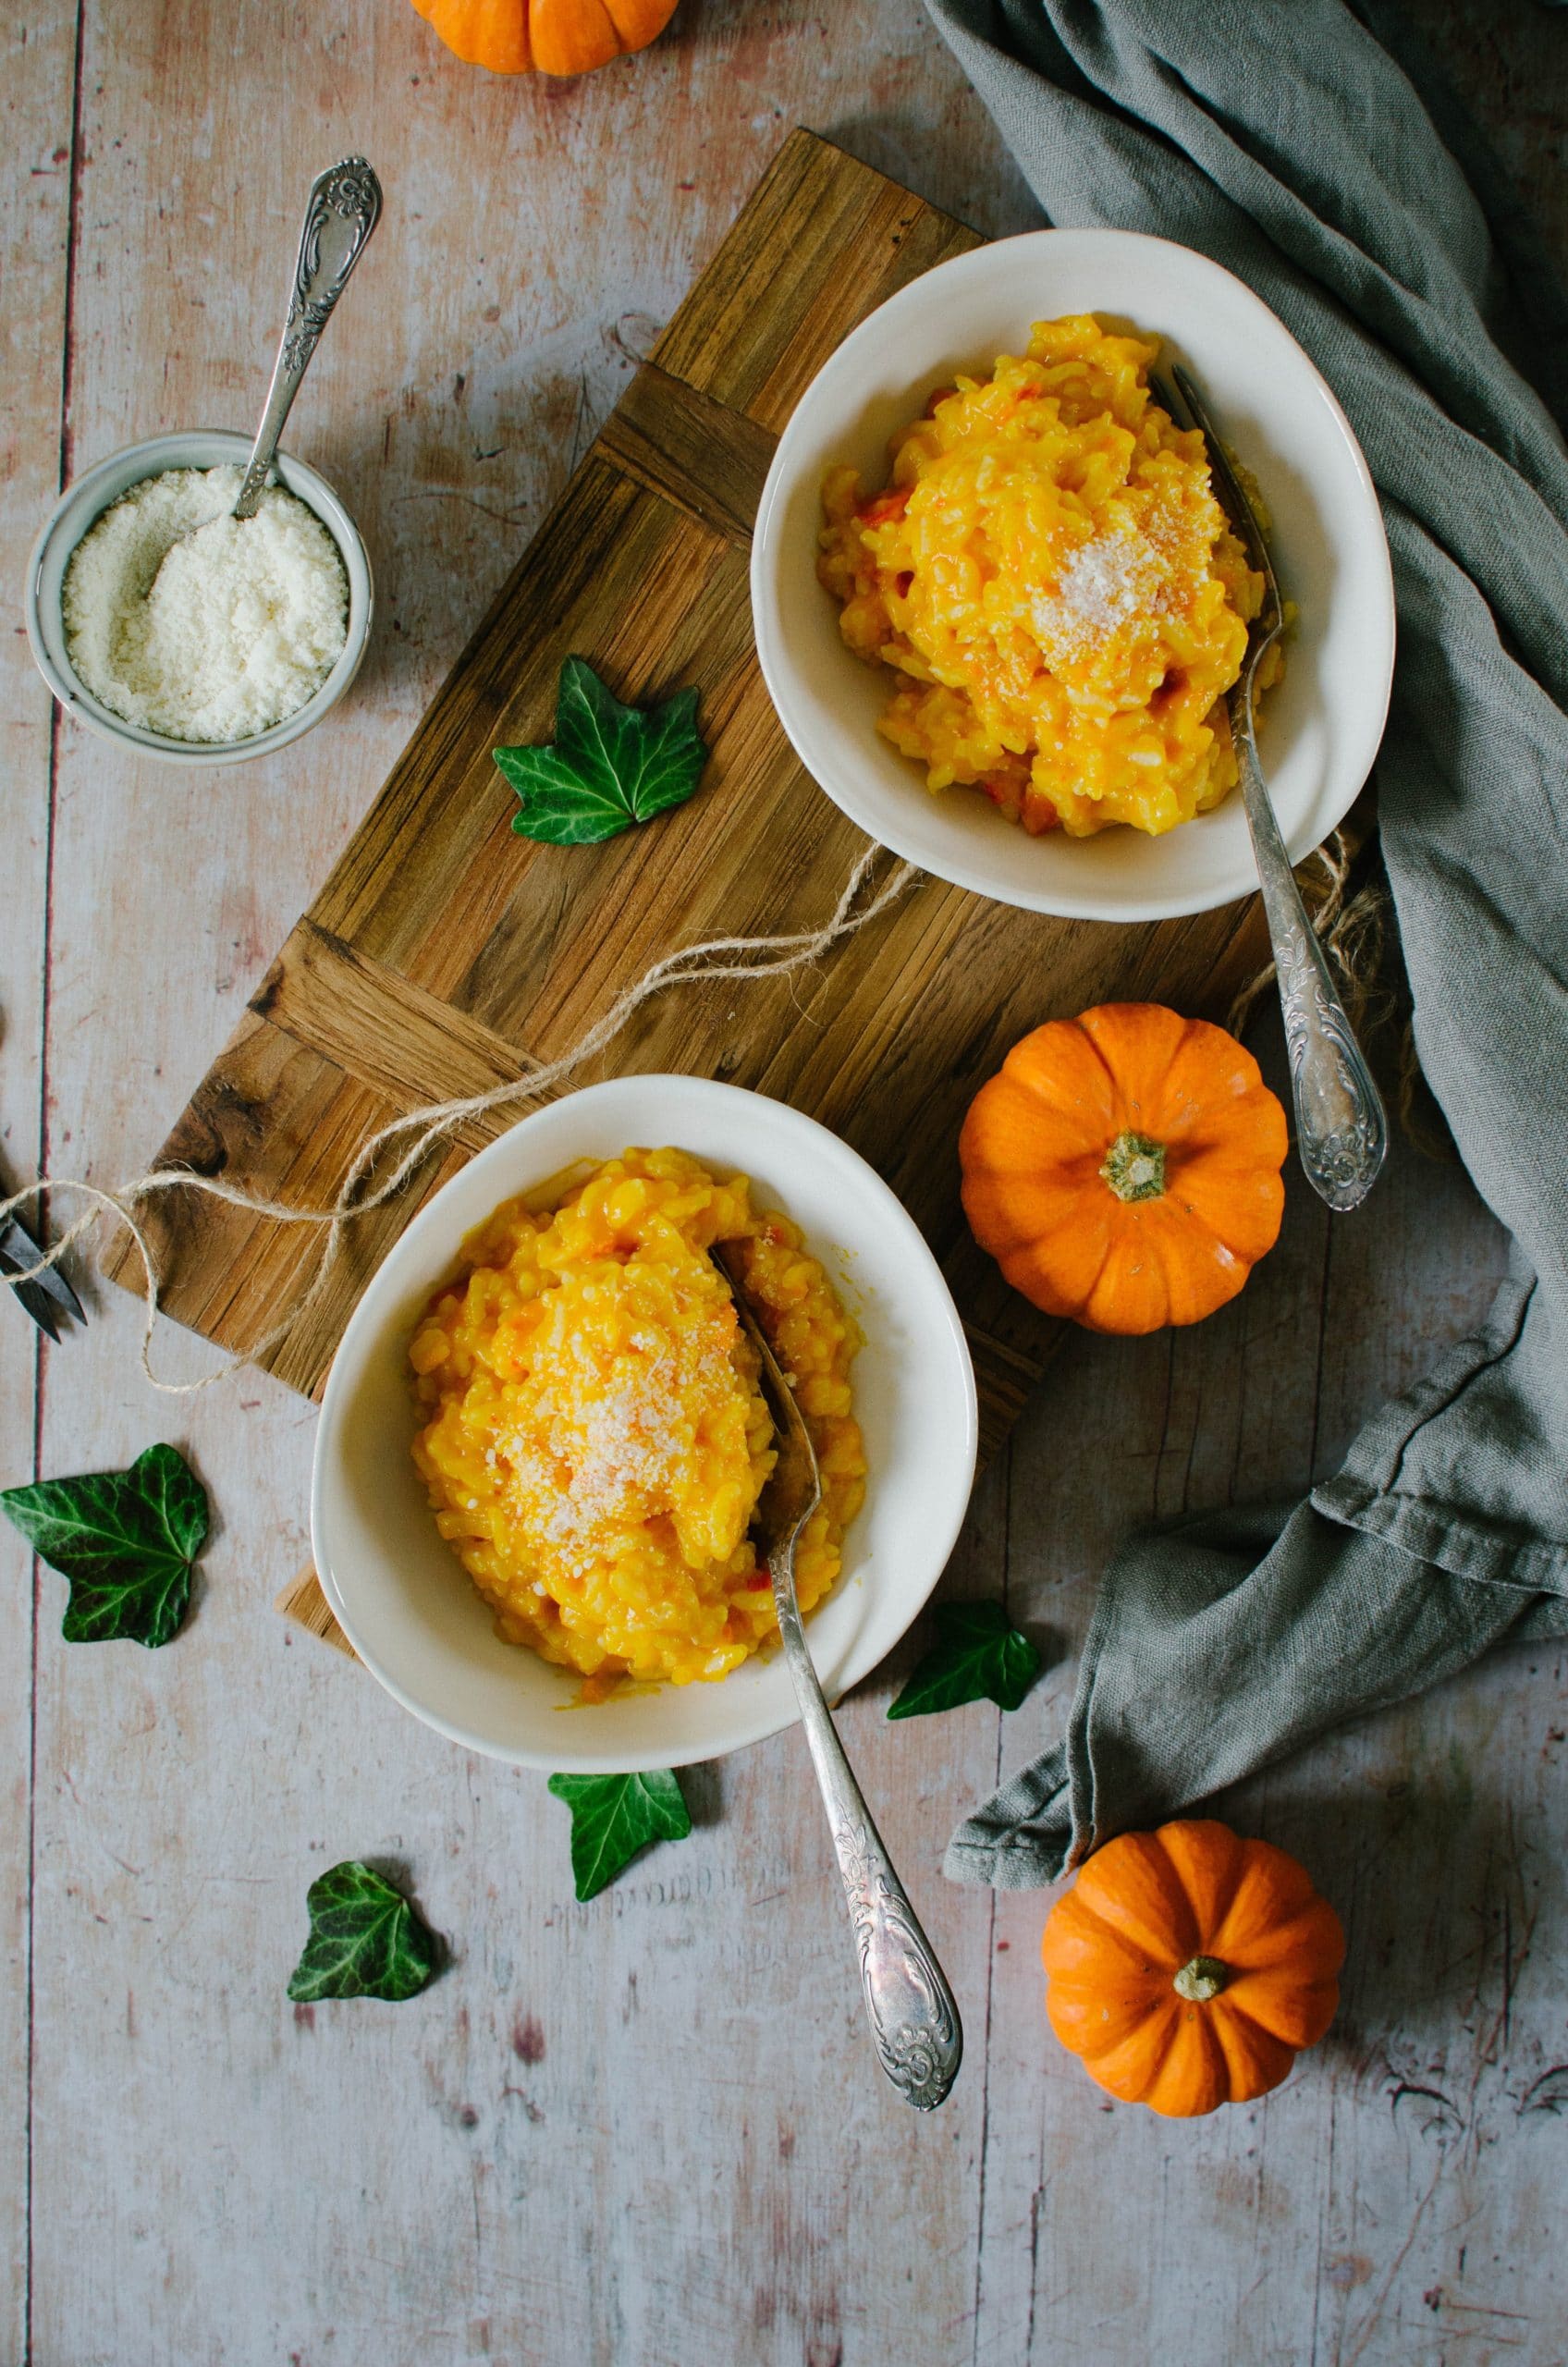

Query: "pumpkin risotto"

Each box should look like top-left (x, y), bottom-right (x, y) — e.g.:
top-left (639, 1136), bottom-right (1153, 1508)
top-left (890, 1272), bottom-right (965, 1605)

top-left (409, 1148), bottom-right (864, 1695)
top-left (817, 313), bottom-right (1278, 839)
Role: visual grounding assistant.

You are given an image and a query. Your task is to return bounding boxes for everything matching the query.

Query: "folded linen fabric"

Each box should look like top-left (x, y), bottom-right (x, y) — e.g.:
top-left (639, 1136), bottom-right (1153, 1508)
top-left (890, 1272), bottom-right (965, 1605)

top-left (920, 0), bottom-right (1568, 1887)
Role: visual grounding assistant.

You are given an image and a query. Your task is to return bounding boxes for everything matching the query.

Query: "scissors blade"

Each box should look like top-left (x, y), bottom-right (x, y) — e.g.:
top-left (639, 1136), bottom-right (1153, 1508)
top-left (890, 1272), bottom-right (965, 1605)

top-left (0, 1214), bottom-right (84, 1324)
top-left (0, 1262), bottom-right (62, 1341)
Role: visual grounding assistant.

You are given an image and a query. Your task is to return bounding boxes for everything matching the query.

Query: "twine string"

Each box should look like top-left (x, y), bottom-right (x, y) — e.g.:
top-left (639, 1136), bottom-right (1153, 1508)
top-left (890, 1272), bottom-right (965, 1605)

top-left (6, 825), bottom-right (1426, 1395)
top-left (2, 843), bottom-right (920, 1395)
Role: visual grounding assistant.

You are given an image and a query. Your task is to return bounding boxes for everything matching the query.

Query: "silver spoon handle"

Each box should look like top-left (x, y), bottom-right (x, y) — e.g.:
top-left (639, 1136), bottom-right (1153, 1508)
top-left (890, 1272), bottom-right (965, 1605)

top-left (233, 157), bottom-right (382, 521)
top-left (1235, 704), bottom-right (1388, 1210)
top-left (770, 1552), bottom-right (963, 2111)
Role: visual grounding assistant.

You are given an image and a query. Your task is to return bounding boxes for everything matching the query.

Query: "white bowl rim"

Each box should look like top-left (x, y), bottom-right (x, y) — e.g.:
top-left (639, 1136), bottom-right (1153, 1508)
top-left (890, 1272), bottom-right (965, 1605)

top-left (310, 1074), bottom-right (981, 1772)
top-left (751, 224), bottom-right (1395, 925)
top-left (24, 426), bottom-right (374, 768)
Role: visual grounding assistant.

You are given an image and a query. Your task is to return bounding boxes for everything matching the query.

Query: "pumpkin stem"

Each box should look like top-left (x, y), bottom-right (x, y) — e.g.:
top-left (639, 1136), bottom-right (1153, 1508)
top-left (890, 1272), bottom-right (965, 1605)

top-left (1173, 1954), bottom-right (1230, 2004)
top-left (1100, 1131), bottom-right (1167, 1203)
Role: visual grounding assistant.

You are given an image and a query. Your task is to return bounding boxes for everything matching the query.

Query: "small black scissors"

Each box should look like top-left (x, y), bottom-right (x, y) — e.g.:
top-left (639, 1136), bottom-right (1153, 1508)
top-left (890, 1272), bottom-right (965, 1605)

top-left (1, 1208), bottom-right (84, 1342)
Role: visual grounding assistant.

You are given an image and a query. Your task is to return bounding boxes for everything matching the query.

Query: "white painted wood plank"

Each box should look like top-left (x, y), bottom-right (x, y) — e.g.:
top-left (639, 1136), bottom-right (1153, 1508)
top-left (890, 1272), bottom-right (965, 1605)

top-left (0, 10), bottom-right (80, 2360)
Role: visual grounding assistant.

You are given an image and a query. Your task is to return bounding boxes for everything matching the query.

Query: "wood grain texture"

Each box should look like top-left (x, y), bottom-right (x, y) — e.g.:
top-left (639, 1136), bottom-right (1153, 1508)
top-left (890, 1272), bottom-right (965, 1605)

top-left (104, 129), bottom-right (1272, 1475)
top-left (276, 1565), bottom-right (359, 1657)
top-left (5, 5), bottom-right (1566, 2364)
top-left (596, 361), bottom-right (777, 540)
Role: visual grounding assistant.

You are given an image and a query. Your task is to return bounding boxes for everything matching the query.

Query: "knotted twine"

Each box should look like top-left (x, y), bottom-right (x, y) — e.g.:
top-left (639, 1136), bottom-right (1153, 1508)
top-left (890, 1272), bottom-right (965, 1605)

top-left (3, 842), bottom-right (918, 1393)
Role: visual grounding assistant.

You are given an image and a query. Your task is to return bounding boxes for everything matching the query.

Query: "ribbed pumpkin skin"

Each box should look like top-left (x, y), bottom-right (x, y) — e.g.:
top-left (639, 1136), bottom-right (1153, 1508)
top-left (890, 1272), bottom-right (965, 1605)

top-left (959, 1002), bottom-right (1288, 1335)
top-left (1041, 1819), bottom-right (1345, 2117)
top-left (411, 0), bottom-right (679, 76)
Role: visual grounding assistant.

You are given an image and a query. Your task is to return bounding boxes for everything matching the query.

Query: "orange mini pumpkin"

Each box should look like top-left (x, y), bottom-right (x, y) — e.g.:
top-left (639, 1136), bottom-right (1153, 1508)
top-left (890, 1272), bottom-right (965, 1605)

top-left (1041, 1819), bottom-right (1344, 2117)
top-left (411, 0), bottom-right (679, 76)
top-left (959, 1001), bottom-right (1287, 1334)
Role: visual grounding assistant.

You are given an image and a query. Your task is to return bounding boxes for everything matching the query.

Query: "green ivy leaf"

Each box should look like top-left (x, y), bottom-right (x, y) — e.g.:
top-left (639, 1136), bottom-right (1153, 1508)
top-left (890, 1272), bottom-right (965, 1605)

top-left (547, 1769), bottom-right (692, 1902)
top-left (495, 657), bottom-right (707, 845)
top-left (287, 1861), bottom-right (438, 2003)
top-left (0, 1442), bottom-right (208, 1648)
top-left (886, 1600), bottom-right (1042, 1721)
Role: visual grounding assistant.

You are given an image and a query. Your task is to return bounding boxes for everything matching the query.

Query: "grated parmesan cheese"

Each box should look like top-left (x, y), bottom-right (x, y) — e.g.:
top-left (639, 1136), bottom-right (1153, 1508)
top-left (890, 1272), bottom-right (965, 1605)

top-left (501, 1310), bottom-right (739, 1576)
top-left (62, 464), bottom-right (349, 743)
top-left (1028, 506), bottom-right (1179, 676)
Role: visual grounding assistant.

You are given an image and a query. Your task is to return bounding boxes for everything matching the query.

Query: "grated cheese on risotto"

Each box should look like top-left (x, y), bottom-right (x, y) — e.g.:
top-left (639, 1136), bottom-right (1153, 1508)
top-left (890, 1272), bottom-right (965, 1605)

top-left (62, 464), bottom-right (348, 743)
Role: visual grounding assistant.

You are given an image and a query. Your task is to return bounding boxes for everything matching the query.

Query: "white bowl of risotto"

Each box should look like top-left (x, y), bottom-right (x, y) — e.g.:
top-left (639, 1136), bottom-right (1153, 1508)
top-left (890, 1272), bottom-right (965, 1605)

top-left (751, 229), bottom-right (1394, 924)
top-left (312, 1075), bottom-right (979, 1774)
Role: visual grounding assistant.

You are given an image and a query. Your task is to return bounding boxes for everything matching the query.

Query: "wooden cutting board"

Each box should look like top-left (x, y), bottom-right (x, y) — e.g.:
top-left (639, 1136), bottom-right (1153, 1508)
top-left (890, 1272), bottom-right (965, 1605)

top-left (106, 129), bottom-right (1272, 1645)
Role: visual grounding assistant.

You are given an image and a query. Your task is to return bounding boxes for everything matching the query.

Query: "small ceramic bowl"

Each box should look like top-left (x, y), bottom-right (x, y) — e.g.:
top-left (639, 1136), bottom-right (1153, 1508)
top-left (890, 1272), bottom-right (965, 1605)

top-left (311, 1075), bottom-right (979, 1774)
top-left (751, 229), bottom-right (1395, 924)
top-left (25, 428), bottom-right (373, 767)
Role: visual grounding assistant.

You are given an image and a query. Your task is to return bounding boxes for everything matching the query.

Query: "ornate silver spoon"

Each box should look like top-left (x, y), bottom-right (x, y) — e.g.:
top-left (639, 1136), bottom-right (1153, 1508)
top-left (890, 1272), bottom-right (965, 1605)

top-left (1160, 364), bottom-right (1388, 1212)
top-left (715, 1243), bottom-right (963, 2111)
top-left (228, 156), bottom-right (382, 520)
top-left (159, 157), bottom-right (381, 566)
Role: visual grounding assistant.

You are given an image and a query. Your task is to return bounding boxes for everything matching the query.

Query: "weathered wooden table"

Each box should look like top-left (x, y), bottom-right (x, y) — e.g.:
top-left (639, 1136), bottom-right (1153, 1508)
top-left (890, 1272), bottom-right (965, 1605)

top-left (5, 6), bottom-right (1564, 2361)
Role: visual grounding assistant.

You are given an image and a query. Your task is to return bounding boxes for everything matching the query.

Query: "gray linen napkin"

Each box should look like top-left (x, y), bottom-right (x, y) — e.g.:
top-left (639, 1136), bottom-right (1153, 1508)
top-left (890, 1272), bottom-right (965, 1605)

top-left (920, 0), bottom-right (1568, 1887)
